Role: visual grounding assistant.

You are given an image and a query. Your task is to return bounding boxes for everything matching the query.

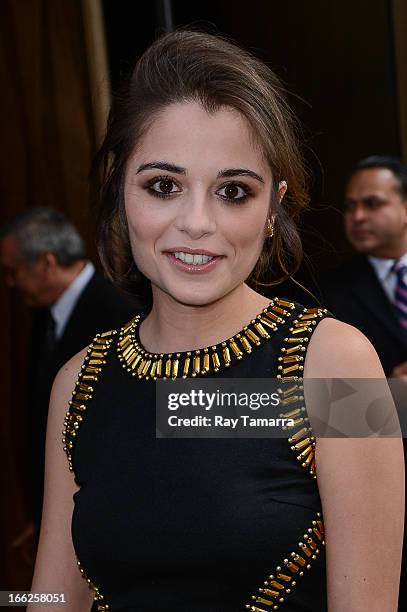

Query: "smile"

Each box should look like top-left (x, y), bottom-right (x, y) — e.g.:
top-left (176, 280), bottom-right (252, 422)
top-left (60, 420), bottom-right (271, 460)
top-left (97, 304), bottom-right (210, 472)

top-left (165, 251), bottom-right (223, 273)
top-left (174, 252), bottom-right (213, 264)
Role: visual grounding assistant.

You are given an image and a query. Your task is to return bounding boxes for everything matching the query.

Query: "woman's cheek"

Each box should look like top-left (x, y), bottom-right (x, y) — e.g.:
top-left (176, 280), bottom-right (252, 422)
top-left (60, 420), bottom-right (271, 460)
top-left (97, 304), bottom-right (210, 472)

top-left (226, 217), bottom-right (265, 254)
top-left (127, 219), bottom-right (165, 278)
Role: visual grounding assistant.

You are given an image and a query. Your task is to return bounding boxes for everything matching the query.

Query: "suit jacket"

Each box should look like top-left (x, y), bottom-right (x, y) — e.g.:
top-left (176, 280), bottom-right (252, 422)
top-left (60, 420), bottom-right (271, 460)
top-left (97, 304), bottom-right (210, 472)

top-left (318, 254), bottom-right (407, 376)
top-left (28, 270), bottom-right (137, 533)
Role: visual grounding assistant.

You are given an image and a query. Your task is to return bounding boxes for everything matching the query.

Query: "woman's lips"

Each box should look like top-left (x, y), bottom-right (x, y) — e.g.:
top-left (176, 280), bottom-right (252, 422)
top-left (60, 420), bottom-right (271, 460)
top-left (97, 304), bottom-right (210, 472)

top-left (165, 252), bottom-right (223, 273)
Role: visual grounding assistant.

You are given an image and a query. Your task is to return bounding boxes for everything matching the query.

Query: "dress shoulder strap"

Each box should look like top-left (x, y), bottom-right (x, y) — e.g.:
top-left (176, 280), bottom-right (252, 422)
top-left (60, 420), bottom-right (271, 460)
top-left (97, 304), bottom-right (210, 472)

top-left (276, 305), bottom-right (332, 480)
top-left (277, 305), bottom-right (330, 380)
top-left (246, 304), bottom-right (331, 610)
top-left (62, 328), bottom-right (118, 472)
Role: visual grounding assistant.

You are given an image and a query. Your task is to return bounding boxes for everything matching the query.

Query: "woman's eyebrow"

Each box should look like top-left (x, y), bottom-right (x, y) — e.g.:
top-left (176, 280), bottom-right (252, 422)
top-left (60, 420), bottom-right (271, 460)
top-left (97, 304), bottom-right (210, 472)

top-left (217, 168), bottom-right (264, 184)
top-left (136, 161), bottom-right (186, 175)
top-left (136, 162), bottom-right (264, 184)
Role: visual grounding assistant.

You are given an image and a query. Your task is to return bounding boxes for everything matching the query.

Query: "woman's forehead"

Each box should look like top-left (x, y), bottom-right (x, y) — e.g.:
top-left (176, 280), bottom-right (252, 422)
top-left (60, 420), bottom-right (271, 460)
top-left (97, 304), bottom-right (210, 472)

top-left (128, 101), bottom-right (271, 179)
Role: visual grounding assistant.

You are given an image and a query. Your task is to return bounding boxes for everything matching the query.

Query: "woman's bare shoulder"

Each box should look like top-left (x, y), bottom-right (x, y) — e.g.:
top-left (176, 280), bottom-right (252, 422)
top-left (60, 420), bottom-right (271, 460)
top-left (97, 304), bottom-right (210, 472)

top-left (303, 317), bottom-right (385, 378)
top-left (51, 346), bottom-right (89, 401)
top-left (30, 343), bottom-right (94, 606)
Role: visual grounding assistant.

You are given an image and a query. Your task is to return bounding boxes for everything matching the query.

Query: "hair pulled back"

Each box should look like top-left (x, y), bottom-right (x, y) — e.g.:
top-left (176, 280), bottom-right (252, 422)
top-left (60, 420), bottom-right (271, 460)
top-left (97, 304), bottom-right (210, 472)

top-left (95, 30), bottom-right (309, 302)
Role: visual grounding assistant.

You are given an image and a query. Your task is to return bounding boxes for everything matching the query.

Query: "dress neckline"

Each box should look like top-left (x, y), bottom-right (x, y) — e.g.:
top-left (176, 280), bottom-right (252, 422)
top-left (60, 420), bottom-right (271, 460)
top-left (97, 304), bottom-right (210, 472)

top-left (116, 297), bottom-right (297, 380)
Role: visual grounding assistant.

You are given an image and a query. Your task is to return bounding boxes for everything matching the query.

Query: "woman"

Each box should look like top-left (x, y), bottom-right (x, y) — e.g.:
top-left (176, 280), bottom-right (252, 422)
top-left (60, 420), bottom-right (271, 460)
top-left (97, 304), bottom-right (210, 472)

top-left (30, 31), bottom-right (404, 611)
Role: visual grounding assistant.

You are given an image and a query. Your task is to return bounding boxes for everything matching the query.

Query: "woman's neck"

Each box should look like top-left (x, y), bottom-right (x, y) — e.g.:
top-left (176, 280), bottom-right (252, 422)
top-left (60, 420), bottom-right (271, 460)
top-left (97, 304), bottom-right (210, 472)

top-left (138, 284), bottom-right (271, 354)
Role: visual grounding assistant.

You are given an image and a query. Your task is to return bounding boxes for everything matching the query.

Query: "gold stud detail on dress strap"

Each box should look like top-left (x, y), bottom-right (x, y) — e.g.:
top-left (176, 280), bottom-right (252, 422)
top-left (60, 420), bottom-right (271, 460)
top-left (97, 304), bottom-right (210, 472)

top-left (259, 316), bottom-right (277, 330)
top-left (282, 344), bottom-right (306, 355)
top-left (244, 513), bottom-right (325, 610)
top-left (277, 307), bottom-right (329, 477)
top-left (254, 322), bottom-right (270, 338)
top-left (267, 581), bottom-right (285, 590)
top-left (279, 407), bottom-right (304, 419)
top-left (287, 427), bottom-right (309, 443)
top-left (290, 437), bottom-right (309, 451)
top-left (272, 305), bottom-right (290, 315)
top-left (245, 328), bottom-right (261, 345)
top-left (265, 310), bottom-right (282, 323)
top-left (63, 332), bottom-right (115, 472)
top-left (275, 298), bottom-right (295, 309)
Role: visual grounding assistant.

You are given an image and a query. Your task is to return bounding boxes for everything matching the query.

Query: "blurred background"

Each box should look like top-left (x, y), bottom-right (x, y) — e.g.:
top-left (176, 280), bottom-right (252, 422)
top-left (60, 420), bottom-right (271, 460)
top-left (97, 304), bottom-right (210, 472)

top-left (1, 0), bottom-right (406, 599)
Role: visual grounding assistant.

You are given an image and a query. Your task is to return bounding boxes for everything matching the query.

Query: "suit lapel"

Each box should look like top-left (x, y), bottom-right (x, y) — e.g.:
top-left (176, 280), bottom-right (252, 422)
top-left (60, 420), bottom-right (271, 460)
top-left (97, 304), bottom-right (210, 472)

top-left (348, 256), bottom-right (406, 344)
top-left (55, 273), bottom-right (97, 362)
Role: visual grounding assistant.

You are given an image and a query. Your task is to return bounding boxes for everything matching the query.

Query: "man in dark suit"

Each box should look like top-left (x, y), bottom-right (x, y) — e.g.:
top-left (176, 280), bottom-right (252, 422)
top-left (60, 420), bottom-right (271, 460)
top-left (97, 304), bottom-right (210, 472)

top-left (320, 156), bottom-right (407, 376)
top-left (319, 155), bottom-right (407, 609)
top-left (0, 207), bottom-right (137, 539)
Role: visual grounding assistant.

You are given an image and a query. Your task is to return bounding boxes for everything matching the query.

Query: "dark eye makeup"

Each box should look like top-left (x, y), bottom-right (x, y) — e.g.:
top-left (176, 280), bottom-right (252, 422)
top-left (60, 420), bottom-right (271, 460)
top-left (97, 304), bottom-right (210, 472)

top-left (144, 176), bottom-right (182, 199)
top-left (143, 175), bottom-right (253, 203)
top-left (216, 181), bottom-right (253, 203)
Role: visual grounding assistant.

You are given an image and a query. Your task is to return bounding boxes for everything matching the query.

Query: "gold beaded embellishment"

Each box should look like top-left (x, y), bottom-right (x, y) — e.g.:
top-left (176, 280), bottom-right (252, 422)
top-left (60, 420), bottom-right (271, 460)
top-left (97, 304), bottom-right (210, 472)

top-left (277, 307), bottom-right (328, 479)
top-left (245, 512), bottom-right (325, 611)
top-left (117, 298), bottom-right (296, 380)
top-left (244, 307), bottom-right (329, 610)
top-left (77, 560), bottom-right (110, 611)
top-left (62, 332), bottom-right (116, 609)
top-left (62, 329), bottom-right (116, 471)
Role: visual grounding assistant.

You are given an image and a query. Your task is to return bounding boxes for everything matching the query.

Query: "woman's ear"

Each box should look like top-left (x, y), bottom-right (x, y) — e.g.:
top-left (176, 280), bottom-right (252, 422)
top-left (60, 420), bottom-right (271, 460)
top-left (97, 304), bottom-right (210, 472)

top-left (278, 180), bottom-right (287, 203)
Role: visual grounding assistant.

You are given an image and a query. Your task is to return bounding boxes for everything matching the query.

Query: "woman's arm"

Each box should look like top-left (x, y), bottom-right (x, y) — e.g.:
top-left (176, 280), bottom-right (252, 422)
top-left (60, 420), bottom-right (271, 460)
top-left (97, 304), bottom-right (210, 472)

top-left (304, 318), bottom-right (404, 612)
top-left (28, 348), bottom-right (94, 612)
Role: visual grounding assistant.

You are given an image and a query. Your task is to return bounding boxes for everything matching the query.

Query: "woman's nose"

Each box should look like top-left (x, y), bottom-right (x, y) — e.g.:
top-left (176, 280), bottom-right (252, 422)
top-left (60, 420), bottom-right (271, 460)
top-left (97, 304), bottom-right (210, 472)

top-left (174, 192), bottom-right (217, 239)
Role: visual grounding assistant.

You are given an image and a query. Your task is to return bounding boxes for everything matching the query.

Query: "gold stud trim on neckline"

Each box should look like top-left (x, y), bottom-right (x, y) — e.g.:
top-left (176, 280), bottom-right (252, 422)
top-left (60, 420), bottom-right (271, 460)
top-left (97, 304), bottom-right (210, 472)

top-left (245, 512), bottom-right (325, 611)
top-left (117, 298), bottom-right (296, 381)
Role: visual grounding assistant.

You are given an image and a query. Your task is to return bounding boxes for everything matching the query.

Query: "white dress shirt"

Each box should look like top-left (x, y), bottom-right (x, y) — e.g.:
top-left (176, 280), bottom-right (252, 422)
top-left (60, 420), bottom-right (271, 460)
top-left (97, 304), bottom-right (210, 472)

top-left (368, 253), bottom-right (407, 303)
top-left (51, 261), bottom-right (95, 339)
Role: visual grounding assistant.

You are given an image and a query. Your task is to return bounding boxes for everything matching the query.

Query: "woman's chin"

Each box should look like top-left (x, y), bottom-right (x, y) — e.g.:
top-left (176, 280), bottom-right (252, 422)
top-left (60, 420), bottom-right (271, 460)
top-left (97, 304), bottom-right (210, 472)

top-left (157, 284), bottom-right (227, 308)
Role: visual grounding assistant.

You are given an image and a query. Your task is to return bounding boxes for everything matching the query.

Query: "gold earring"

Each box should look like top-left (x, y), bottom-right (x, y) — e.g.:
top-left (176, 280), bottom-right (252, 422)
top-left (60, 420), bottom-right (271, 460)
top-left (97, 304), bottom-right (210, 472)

top-left (265, 217), bottom-right (274, 238)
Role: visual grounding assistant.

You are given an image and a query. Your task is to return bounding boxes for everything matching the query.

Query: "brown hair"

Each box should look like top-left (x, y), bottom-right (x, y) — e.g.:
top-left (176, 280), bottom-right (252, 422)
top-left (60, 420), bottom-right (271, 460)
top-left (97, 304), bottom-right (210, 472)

top-left (95, 30), bottom-right (309, 303)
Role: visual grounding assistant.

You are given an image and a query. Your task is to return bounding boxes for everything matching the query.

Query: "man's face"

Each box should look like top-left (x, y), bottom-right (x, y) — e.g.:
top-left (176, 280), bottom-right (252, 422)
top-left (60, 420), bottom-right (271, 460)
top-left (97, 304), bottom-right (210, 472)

top-left (344, 168), bottom-right (407, 258)
top-left (0, 235), bottom-right (51, 307)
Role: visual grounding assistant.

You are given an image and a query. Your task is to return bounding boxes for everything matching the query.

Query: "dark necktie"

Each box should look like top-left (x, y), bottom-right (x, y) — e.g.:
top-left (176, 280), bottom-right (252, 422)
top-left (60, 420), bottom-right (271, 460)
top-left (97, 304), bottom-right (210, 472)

top-left (37, 308), bottom-right (57, 368)
top-left (40, 308), bottom-right (57, 361)
top-left (32, 308), bottom-right (58, 398)
top-left (392, 260), bottom-right (407, 331)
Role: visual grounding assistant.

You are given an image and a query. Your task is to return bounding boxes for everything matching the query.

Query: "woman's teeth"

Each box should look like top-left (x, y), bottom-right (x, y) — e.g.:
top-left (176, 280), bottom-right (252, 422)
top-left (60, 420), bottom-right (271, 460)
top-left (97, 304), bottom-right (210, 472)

top-left (173, 252), bottom-right (214, 265)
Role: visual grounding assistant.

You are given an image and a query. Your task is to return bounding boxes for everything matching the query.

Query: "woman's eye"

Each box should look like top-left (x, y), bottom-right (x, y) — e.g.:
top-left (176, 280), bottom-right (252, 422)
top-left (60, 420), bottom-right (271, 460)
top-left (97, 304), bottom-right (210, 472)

top-left (217, 183), bottom-right (249, 202)
top-left (147, 177), bottom-right (181, 197)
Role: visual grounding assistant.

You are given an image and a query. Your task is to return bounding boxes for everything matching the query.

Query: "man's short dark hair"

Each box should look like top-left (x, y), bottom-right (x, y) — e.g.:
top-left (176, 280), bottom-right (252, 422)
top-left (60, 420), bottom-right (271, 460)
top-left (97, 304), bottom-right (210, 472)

top-left (352, 155), bottom-right (407, 199)
top-left (0, 207), bottom-right (85, 265)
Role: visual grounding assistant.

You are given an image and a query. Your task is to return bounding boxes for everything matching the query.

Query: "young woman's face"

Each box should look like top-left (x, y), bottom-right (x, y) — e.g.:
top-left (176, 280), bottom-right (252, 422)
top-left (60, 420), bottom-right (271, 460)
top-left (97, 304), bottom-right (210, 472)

top-left (124, 101), bottom-right (280, 306)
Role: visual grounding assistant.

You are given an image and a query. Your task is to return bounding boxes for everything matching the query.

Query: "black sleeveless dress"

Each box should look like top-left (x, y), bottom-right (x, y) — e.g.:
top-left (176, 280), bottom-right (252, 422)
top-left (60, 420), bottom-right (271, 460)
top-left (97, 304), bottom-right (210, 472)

top-left (63, 298), bottom-right (330, 612)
